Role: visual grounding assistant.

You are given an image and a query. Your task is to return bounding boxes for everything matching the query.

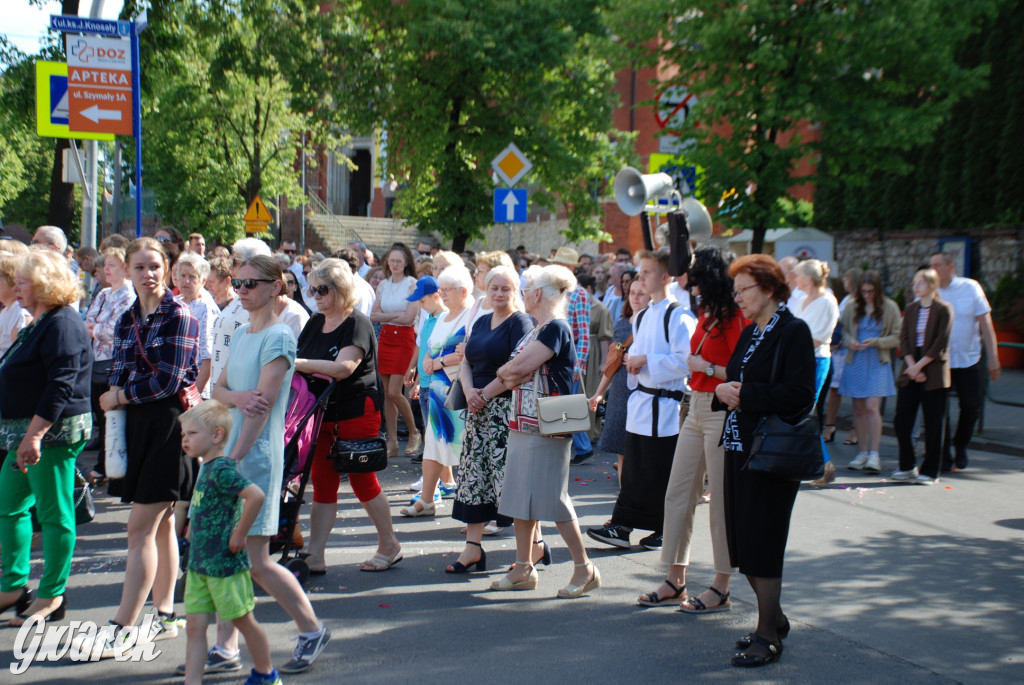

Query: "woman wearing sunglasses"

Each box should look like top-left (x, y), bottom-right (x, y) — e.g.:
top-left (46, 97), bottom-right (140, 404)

top-left (210, 256), bottom-right (330, 674)
top-left (296, 259), bottom-right (402, 574)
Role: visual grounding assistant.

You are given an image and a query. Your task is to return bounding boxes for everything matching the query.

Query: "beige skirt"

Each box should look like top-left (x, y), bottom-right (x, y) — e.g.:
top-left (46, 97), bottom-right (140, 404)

top-left (498, 430), bottom-right (575, 522)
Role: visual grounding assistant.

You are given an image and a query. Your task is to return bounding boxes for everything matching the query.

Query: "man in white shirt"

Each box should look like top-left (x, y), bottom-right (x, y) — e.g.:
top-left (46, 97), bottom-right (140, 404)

top-left (348, 240), bottom-right (372, 278)
top-left (602, 261), bottom-right (627, 321)
top-left (779, 256), bottom-right (807, 311)
top-left (929, 252), bottom-right (1001, 471)
top-left (587, 249), bottom-right (695, 551)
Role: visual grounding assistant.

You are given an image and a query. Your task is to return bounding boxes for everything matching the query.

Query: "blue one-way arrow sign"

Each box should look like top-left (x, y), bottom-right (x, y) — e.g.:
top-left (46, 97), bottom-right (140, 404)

top-left (494, 188), bottom-right (527, 223)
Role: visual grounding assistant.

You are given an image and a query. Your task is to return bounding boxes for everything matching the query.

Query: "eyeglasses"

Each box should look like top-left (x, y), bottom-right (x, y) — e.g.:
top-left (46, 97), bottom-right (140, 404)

top-left (231, 278), bottom-right (275, 290)
top-left (306, 284), bottom-right (331, 297)
top-left (732, 283), bottom-right (759, 299)
top-left (283, 248), bottom-right (296, 255)
top-left (155, 236), bottom-right (171, 243)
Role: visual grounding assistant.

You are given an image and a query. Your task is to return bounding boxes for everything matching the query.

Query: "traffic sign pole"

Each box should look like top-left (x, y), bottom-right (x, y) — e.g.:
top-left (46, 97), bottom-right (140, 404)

top-left (131, 16), bottom-right (143, 237)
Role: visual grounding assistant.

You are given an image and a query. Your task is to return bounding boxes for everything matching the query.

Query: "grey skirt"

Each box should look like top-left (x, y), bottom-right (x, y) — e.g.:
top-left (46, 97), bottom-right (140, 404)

top-left (498, 430), bottom-right (575, 522)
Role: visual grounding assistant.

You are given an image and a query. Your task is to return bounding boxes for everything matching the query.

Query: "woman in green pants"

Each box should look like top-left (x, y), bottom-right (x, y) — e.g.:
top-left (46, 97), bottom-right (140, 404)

top-left (0, 248), bottom-right (93, 626)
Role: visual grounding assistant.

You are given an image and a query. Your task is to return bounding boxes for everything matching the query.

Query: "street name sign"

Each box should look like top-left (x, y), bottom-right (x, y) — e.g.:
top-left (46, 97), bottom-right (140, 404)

top-left (51, 14), bottom-right (131, 38)
top-left (490, 143), bottom-right (533, 187)
top-left (35, 61), bottom-right (114, 140)
top-left (494, 189), bottom-right (528, 223)
top-left (66, 35), bottom-right (133, 135)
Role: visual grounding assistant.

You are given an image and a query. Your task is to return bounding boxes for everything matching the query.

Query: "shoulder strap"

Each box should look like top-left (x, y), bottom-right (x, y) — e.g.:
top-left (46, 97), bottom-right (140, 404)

top-left (663, 302), bottom-right (681, 342)
top-left (635, 306), bottom-right (648, 329)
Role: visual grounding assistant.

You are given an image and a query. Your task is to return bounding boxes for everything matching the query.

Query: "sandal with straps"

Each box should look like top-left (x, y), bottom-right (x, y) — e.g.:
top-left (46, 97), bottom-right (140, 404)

top-left (731, 635), bottom-right (783, 667)
top-left (678, 586), bottom-right (731, 614)
top-left (637, 579), bottom-right (686, 607)
top-left (446, 541), bottom-right (486, 574)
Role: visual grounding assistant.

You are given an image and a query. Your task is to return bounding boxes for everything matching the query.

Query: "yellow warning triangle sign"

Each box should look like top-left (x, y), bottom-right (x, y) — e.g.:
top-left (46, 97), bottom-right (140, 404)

top-left (244, 195), bottom-right (274, 223)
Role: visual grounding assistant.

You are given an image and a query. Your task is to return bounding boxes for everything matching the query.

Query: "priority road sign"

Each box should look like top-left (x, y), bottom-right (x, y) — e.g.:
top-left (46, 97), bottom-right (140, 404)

top-left (490, 143), bottom-right (533, 187)
top-left (494, 189), bottom-right (528, 223)
top-left (66, 35), bottom-right (133, 136)
top-left (35, 61), bottom-right (114, 140)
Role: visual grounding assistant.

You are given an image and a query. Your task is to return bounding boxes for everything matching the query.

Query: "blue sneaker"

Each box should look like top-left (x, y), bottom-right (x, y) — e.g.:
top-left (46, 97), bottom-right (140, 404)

top-left (408, 491), bottom-right (442, 506)
top-left (438, 481), bottom-right (457, 499)
top-left (244, 668), bottom-right (282, 684)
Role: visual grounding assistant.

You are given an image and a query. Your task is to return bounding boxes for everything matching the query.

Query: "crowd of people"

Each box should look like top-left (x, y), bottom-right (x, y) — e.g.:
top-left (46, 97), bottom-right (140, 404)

top-left (0, 223), bottom-right (1002, 676)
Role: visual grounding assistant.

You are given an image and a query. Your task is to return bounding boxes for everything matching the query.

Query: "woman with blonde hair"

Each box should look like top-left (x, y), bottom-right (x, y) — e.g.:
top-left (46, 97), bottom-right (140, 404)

top-left (0, 249), bottom-right (92, 626)
top-left (211, 255), bottom-right (330, 674)
top-left (793, 259), bottom-right (840, 487)
top-left (0, 247), bottom-right (32, 355)
top-left (298, 258), bottom-right (401, 575)
top-left (487, 265), bottom-right (600, 598)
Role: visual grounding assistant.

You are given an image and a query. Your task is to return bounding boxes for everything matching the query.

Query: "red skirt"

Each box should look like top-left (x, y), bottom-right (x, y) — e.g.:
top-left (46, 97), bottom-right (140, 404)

top-left (377, 324), bottom-right (416, 375)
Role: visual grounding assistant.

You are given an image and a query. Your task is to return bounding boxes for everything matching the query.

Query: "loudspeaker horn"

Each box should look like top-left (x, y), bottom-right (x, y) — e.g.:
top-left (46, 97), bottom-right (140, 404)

top-left (679, 197), bottom-right (713, 244)
top-left (614, 167), bottom-right (674, 216)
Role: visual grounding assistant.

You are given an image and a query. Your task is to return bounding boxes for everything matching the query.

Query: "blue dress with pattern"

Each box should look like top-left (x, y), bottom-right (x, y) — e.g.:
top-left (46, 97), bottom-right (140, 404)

top-left (837, 315), bottom-right (895, 399)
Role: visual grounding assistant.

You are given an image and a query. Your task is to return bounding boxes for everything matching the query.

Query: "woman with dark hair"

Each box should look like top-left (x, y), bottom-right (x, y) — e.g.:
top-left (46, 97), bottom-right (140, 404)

top-left (713, 254), bottom-right (816, 666)
top-left (371, 242), bottom-right (421, 457)
top-left (838, 270), bottom-right (901, 473)
top-left (638, 245), bottom-right (749, 611)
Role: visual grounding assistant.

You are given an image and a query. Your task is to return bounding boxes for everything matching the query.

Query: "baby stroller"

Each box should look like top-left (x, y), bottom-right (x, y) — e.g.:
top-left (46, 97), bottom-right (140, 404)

top-left (271, 373), bottom-right (336, 584)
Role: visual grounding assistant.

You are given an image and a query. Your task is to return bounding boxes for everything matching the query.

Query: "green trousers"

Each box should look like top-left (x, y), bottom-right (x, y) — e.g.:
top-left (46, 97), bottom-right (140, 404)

top-left (0, 441), bottom-right (85, 598)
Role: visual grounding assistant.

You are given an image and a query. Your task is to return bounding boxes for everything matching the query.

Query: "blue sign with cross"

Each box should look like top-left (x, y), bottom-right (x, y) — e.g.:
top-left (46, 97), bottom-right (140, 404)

top-left (494, 189), bottom-right (528, 223)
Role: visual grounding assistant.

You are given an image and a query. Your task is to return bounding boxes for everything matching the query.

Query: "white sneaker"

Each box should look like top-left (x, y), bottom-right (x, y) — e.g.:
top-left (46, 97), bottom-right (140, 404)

top-left (847, 452), bottom-right (869, 470)
top-left (914, 474), bottom-right (938, 486)
top-left (864, 452), bottom-right (881, 473)
top-left (889, 467), bottom-right (919, 481)
top-left (408, 476), bottom-right (423, 492)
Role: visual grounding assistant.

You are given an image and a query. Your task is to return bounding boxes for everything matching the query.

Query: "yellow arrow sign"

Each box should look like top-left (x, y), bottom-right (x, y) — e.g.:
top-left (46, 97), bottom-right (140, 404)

top-left (244, 195), bottom-right (273, 223)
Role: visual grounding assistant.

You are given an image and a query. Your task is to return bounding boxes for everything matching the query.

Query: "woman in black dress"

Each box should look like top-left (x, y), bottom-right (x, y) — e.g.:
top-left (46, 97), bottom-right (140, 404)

top-left (714, 254), bottom-right (815, 667)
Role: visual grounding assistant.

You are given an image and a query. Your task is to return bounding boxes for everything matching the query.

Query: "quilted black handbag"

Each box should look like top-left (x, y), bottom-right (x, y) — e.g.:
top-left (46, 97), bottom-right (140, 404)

top-left (330, 437), bottom-right (389, 474)
top-left (742, 342), bottom-right (824, 481)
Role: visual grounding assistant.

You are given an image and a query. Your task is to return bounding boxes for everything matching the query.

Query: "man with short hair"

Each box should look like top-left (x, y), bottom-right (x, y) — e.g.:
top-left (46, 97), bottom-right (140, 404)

top-left (587, 249), bottom-right (695, 550)
top-left (187, 233), bottom-right (206, 256)
top-left (32, 225), bottom-right (69, 253)
top-left (347, 241), bottom-right (371, 278)
top-left (415, 239), bottom-right (434, 257)
top-left (779, 255), bottom-right (806, 311)
top-left (928, 252), bottom-right (1001, 471)
top-left (577, 253), bottom-right (594, 274)
top-left (615, 248), bottom-right (632, 265)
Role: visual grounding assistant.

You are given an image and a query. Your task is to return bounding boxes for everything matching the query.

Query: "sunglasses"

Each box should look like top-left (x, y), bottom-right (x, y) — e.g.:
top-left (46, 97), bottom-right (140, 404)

top-left (306, 284), bottom-right (331, 297)
top-left (155, 236), bottom-right (171, 243)
top-left (283, 249), bottom-right (296, 254)
top-left (231, 278), bottom-right (275, 290)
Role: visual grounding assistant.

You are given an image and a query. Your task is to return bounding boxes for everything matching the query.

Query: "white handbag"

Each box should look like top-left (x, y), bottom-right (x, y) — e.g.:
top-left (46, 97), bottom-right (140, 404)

top-left (533, 368), bottom-right (591, 436)
top-left (104, 408), bottom-right (129, 479)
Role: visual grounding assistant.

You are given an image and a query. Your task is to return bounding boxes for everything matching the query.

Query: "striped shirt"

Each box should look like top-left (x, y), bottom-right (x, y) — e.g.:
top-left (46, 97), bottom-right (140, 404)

top-left (109, 289), bottom-right (199, 403)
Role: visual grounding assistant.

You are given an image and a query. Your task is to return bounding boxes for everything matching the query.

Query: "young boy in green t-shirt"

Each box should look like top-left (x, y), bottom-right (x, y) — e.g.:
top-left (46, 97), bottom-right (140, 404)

top-left (178, 401), bottom-right (281, 685)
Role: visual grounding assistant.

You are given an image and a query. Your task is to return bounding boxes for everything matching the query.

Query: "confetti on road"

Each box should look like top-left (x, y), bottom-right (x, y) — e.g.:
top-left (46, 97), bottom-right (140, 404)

top-left (379, 603), bottom-right (391, 608)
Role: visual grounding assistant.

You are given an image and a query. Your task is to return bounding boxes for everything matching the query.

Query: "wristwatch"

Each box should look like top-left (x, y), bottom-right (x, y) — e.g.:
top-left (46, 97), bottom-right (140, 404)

top-left (704, 364), bottom-right (715, 377)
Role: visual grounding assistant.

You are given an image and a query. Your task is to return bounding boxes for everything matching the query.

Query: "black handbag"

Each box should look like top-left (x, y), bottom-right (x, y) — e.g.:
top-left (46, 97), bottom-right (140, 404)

top-left (444, 377), bottom-right (467, 411)
top-left (743, 341), bottom-right (824, 481)
top-left (330, 437), bottom-right (389, 474)
top-left (74, 480), bottom-right (96, 525)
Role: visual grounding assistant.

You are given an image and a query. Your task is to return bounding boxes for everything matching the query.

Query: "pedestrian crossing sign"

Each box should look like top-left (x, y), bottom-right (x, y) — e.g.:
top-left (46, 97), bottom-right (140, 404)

top-left (35, 61), bottom-right (114, 140)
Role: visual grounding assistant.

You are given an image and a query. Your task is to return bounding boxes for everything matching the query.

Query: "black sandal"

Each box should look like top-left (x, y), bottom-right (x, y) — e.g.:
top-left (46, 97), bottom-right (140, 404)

top-left (731, 635), bottom-right (783, 667)
top-left (446, 541), bottom-right (486, 574)
top-left (736, 615), bottom-right (790, 649)
top-left (637, 579), bottom-right (686, 607)
top-left (678, 586), bottom-right (731, 613)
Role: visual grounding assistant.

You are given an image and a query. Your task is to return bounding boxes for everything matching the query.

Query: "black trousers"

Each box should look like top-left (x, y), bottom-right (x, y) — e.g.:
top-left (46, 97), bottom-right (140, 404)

top-left (894, 383), bottom-right (948, 478)
top-left (611, 432), bottom-right (676, 532)
top-left (942, 361), bottom-right (984, 467)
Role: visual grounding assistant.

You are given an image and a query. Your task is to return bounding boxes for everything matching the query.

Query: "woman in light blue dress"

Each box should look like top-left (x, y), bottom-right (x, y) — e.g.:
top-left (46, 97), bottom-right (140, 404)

top-left (837, 270), bottom-right (901, 473)
top-left (211, 255), bottom-right (329, 674)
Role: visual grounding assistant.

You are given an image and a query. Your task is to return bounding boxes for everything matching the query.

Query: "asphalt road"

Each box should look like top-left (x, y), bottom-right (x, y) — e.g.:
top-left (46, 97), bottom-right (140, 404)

top-left (1, 429), bottom-right (1022, 685)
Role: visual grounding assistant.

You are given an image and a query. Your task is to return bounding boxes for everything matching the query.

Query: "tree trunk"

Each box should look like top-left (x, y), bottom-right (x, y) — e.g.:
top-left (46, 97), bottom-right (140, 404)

top-left (450, 231), bottom-right (468, 253)
top-left (750, 225), bottom-right (766, 255)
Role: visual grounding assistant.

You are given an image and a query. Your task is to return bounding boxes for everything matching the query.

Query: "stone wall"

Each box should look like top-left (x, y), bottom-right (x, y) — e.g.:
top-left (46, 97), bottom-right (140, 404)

top-left (468, 219), bottom-right (600, 259)
top-left (833, 226), bottom-right (1024, 301)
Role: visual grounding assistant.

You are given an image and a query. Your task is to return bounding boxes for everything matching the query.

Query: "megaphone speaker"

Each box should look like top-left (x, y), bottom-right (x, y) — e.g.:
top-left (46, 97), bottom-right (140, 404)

top-left (614, 167), bottom-right (674, 216)
top-left (679, 197), bottom-right (713, 244)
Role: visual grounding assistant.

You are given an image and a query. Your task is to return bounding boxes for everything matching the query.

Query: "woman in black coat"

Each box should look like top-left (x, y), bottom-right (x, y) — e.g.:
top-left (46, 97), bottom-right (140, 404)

top-left (714, 254), bottom-right (816, 667)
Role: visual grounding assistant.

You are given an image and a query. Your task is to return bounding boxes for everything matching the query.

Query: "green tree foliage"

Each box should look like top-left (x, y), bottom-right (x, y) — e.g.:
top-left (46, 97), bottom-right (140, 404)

top-left (339, 0), bottom-right (634, 251)
top-left (631, 0), bottom-right (996, 252)
top-left (131, 0), bottom-right (350, 245)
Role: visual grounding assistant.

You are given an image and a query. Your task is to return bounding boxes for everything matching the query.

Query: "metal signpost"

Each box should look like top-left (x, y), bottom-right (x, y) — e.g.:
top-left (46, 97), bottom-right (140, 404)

top-left (490, 143), bottom-right (532, 225)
